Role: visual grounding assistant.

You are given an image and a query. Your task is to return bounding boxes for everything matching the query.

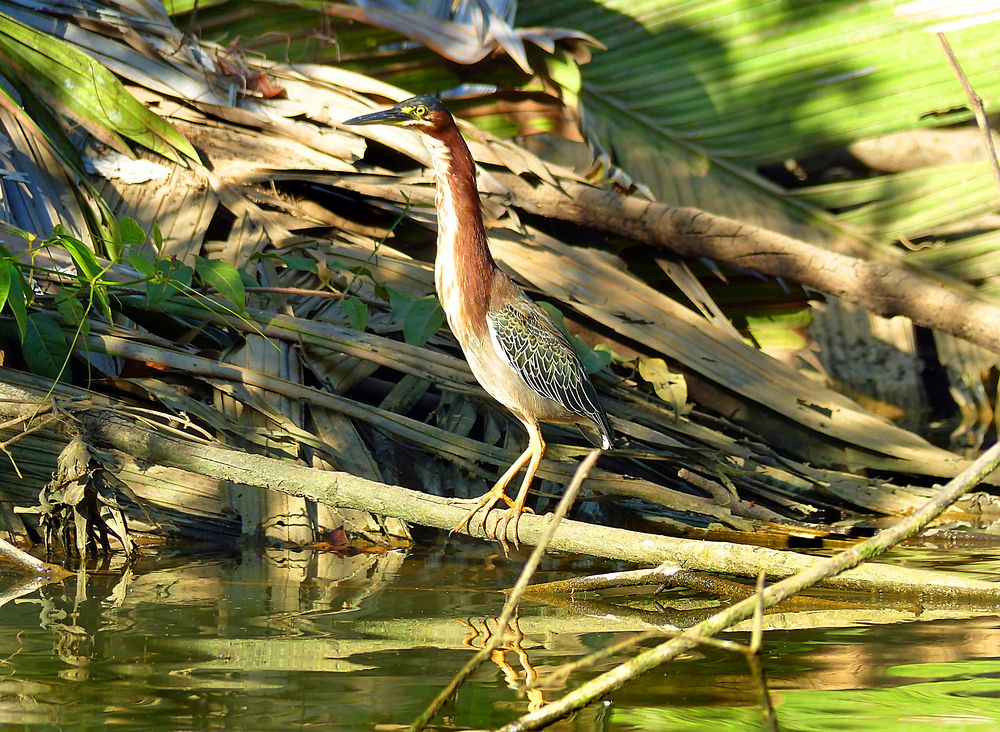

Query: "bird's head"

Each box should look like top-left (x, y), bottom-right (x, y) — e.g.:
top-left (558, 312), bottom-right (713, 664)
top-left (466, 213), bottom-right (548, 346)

top-left (343, 95), bottom-right (452, 136)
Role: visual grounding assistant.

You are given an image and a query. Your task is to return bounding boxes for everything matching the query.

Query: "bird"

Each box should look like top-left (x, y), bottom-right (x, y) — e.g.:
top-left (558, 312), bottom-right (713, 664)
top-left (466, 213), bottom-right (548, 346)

top-left (344, 95), bottom-right (612, 550)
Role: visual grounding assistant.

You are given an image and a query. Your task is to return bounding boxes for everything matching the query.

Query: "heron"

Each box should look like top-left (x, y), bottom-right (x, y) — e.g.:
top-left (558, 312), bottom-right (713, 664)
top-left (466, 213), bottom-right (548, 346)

top-left (344, 95), bottom-right (612, 550)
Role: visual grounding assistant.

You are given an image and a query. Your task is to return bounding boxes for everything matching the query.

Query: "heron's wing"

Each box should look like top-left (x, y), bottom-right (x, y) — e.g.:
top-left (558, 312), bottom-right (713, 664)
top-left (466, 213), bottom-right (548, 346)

top-left (488, 295), bottom-right (612, 448)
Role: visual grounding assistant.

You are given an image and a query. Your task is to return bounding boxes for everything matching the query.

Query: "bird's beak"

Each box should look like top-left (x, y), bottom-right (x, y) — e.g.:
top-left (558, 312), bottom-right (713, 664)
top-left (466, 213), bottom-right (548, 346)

top-left (342, 107), bottom-right (409, 126)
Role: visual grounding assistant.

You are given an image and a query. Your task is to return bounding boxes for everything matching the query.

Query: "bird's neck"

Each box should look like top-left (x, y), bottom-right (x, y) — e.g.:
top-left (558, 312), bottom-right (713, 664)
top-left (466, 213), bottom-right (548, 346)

top-left (424, 125), bottom-right (496, 333)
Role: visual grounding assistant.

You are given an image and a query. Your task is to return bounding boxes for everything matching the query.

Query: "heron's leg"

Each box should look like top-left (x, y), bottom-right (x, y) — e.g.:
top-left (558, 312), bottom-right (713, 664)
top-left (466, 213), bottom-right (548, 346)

top-left (496, 422), bottom-right (545, 552)
top-left (452, 441), bottom-right (533, 536)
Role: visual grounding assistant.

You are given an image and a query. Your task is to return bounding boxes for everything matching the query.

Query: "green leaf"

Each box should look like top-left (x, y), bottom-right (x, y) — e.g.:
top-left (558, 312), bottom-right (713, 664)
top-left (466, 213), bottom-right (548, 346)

top-left (169, 261), bottom-right (194, 291)
top-left (0, 75), bottom-right (90, 180)
top-left (195, 256), bottom-right (246, 311)
top-left (23, 312), bottom-right (70, 382)
top-left (340, 296), bottom-right (368, 332)
top-left (403, 295), bottom-right (445, 345)
top-left (118, 217), bottom-right (146, 247)
top-left (580, 346), bottom-right (612, 375)
top-left (106, 215), bottom-right (147, 264)
top-left (143, 259), bottom-right (174, 310)
top-left (1, 261), bottom-right (28, 340)
top-left (239, 270), bottom-right (259, 289)
top-left (545, 49), bottom-right (583, 105)
top-left (744, 307), bottom-right (813, 352)
top-left (520, 1), bottom-right (1000, 247)
top-left (53, 228), bottom-right (100, 282)
top-left (128, 252), bottom-right (156, 279)
top-left (0, 12), bottom-right (198, 163)
top-left (387, 287), bottom-right (416, 324)
top-left (55, 289), bottom-right (87, 334)
top-left (0, 260), bottom-right (9, 316)
top-left (112, 216), bottom-right (146, 262)
top-left (279, 255), bottom-right (318, 273)
top-left (638, 357), bottom-right (687, 417)
top-left (144, 259), bottom-right (193, 309)
top-left (593, 342), bottom-right (631, 365)
top-left (55, 230), bottom-right (114, 322)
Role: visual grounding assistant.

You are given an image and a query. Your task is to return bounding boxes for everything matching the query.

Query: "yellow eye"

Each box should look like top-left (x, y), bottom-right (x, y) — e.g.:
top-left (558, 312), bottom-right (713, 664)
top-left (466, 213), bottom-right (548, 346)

top-left (414, 104), bottom-right (427, 118)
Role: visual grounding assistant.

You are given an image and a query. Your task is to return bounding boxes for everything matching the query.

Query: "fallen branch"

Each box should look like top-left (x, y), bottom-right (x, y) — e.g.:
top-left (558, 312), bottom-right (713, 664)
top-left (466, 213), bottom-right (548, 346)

top-left (1, 380), bottom-right (998, 601)
top-left (495, 173), bottom-right (1000, 355)
top-left (497, 440), bottom-right (1000, 731)
top-left (0, 536), bottom-right (68, 577)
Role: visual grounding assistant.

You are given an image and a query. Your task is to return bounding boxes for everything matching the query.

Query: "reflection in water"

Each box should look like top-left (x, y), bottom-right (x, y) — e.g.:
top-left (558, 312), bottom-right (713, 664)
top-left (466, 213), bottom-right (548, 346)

top-left (0, 541), bottom-right (996, 730)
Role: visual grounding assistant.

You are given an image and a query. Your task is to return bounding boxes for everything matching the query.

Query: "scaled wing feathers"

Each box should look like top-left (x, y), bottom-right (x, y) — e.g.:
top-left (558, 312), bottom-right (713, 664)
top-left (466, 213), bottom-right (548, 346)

top-left (488, 295), bottom-right (612, 448)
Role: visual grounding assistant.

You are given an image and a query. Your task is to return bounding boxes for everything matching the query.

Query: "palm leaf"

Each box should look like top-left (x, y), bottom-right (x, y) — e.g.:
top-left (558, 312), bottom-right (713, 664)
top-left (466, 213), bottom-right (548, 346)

top-left (518, 0), bottom-right (1000, 248)
top-left (0, 10), bottom-right (197, 163)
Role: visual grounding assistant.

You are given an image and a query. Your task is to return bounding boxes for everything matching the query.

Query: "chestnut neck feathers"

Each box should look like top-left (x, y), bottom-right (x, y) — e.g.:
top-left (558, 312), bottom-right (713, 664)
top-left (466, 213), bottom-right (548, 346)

top-left (423, 119), bottom-right (497, 336)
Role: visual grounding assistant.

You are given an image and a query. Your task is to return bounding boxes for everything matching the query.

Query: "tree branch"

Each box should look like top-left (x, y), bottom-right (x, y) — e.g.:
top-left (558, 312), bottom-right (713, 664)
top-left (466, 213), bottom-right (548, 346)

top-left (495, 173), bottom-right (1000, 355)
top-left (1, 381), bottom-right (998, 600)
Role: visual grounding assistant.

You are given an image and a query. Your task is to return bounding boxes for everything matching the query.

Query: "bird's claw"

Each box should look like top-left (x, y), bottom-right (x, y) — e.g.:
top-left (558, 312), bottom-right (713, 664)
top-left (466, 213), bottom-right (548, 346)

top-left (492, 505), bottom-right (534, 555)
top-left (451, 493), bottom-right (504, 538)
top-left (451, 494), bottom-right (532, 555)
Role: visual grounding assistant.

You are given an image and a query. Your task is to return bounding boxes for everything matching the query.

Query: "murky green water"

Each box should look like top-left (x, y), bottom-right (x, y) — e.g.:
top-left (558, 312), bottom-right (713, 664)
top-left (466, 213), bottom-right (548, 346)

top-left (1, 538), bottom-right (998, 730)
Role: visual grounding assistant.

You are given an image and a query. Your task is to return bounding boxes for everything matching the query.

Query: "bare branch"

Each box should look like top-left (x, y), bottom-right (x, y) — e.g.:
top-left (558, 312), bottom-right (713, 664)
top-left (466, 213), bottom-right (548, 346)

top-left (495, 173), bottom-right (1000, 355)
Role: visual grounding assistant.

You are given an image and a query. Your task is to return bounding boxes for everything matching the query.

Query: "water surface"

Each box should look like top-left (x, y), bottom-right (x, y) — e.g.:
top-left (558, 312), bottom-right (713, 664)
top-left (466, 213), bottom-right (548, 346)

top-left (0, 539), bottom-right (998, 730)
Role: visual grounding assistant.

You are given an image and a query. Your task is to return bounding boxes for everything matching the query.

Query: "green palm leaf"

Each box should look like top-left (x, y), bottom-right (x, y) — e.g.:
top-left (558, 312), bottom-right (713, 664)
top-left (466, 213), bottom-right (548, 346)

top-left (519, 0), bottom-right (999, 249)
top-left (0, 10), bottom-right (197, 163)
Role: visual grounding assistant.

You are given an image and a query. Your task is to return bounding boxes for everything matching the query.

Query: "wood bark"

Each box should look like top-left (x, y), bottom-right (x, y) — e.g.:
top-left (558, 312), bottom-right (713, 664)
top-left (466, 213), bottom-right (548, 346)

top-left (495, 173), bottom-right (1000, 355)
top-left (2, 381), bottom-right (998, 600)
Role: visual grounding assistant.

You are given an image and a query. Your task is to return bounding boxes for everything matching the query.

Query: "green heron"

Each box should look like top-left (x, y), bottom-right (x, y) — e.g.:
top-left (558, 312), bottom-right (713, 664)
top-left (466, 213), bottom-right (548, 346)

top-left (344, 95), bottom-right (612, 548)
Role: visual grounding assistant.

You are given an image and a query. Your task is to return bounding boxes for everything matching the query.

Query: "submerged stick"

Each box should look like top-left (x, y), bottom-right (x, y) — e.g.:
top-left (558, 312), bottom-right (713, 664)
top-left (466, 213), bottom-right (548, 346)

top-left (411, 449), bottom-right (601, 732)
top-left (497, 441), bottom-right (1000, 731)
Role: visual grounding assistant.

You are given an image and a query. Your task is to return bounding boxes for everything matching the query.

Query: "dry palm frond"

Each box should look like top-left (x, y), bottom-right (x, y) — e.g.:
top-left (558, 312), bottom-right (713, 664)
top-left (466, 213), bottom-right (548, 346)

top-left (1, 0), bottom-right (997, 549)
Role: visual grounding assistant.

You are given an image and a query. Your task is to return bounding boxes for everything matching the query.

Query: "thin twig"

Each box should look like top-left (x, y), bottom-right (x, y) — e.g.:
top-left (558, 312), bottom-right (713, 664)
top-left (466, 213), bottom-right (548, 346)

top-left (410, 449), bottom-right (602, 732)
top-left (747, 653), bottom-right (779, 732)
top-left (746, 572), bottom-right (777, 729)
top-left (0, 409), bottom-right (59, 479)
top-left (497, 441), bottom-right (1000, 731)
top-left (937, 32), bottom-right (1000, 200)
top-left (749, 572), bottom-right (766, 655)
top-left (547, 631), bottom-right (660, 687)
top-left (0, 405), bottom-right (51, 432)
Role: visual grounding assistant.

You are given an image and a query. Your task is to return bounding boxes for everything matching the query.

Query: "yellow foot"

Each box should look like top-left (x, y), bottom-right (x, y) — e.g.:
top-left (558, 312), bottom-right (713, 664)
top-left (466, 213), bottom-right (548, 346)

top-left (451, 493), bottom-right (533, 554)
top-left (494, 505), bottom-right (531, 555)
top-left (451, 490), bottom-right (512, 537)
